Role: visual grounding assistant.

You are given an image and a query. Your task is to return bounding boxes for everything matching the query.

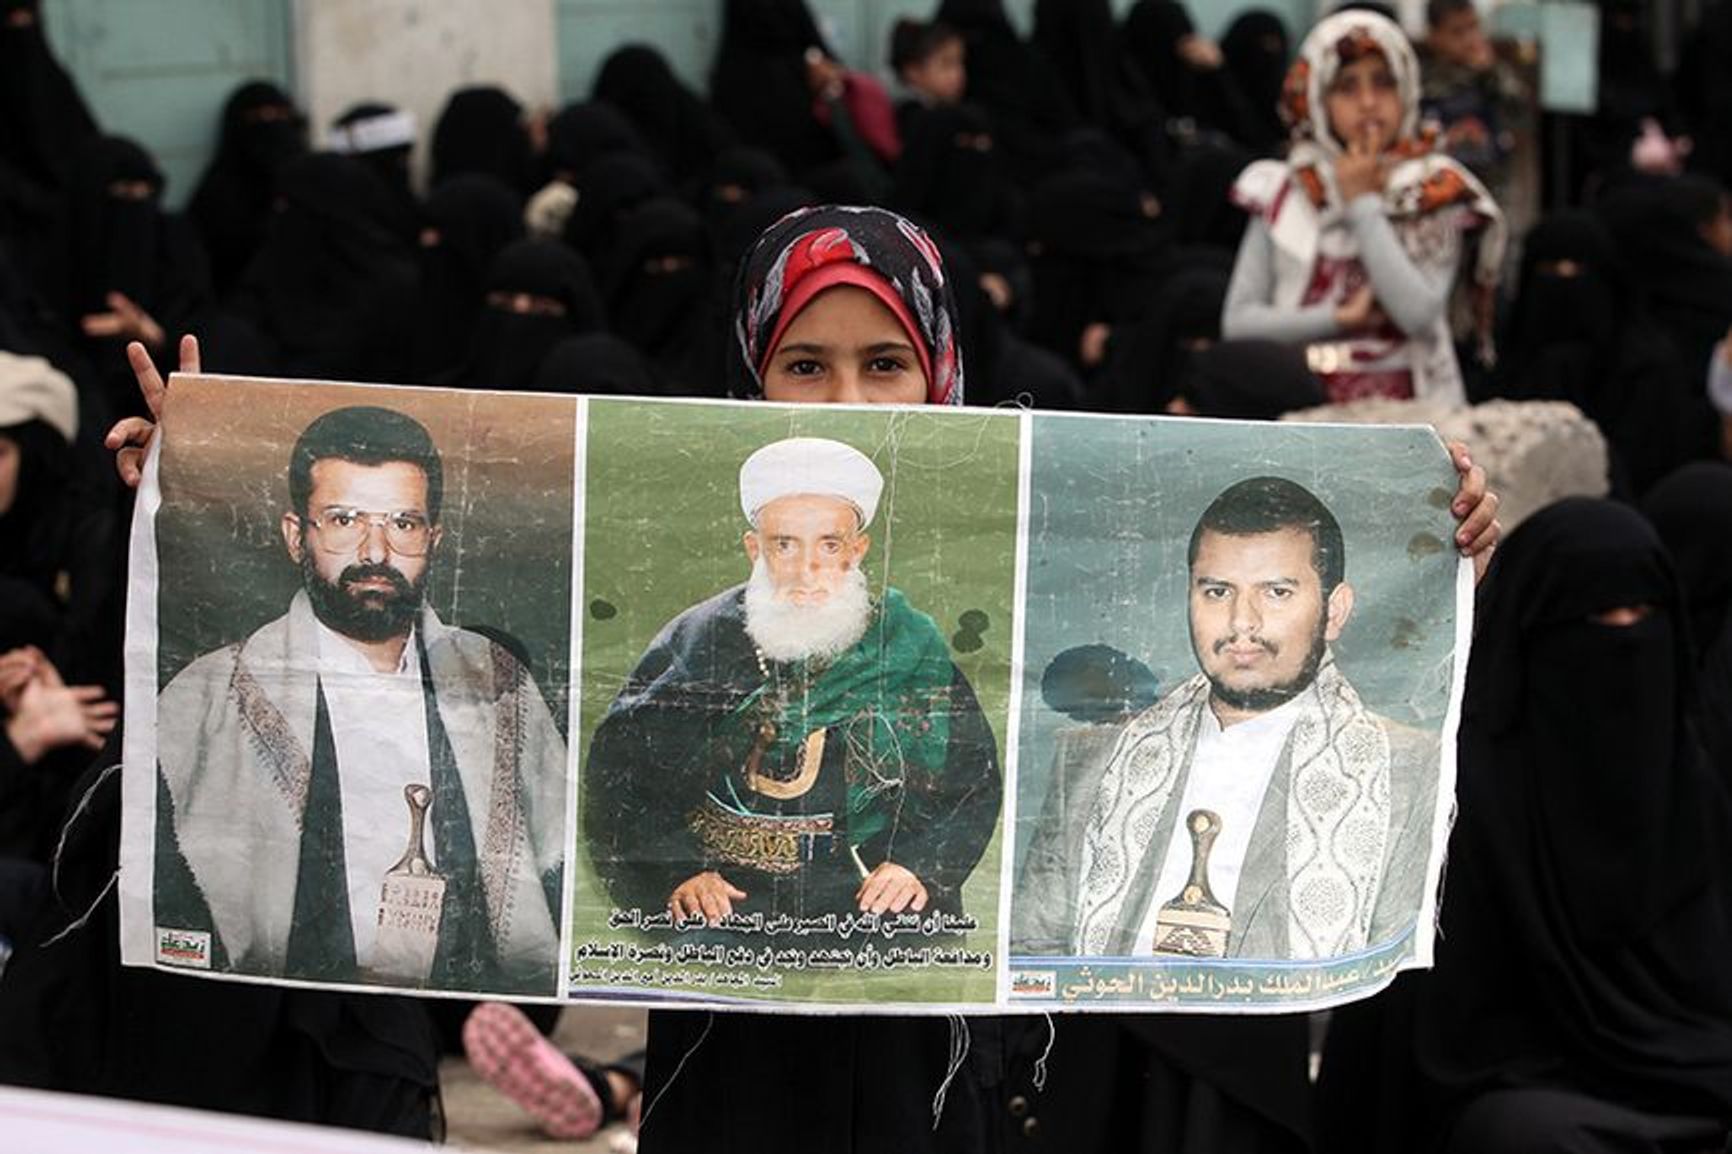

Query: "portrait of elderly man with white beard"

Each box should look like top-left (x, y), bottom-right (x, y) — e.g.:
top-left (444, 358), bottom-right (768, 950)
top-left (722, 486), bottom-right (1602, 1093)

top-left (583, 436), bottom-right (1001, 930)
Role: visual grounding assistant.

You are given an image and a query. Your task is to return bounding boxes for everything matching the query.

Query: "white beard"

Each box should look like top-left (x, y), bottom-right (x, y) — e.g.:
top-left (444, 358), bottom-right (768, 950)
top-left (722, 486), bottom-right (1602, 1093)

top-left (743, 558), bottom-right (873, 664)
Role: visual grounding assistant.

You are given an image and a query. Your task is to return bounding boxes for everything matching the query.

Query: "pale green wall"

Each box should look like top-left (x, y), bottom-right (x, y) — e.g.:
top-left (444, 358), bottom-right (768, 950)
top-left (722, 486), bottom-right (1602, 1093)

top-left (43, 0), bottom-right (294, 209)
top-left (553, 0), bottom-right (1315, 102)
top-left (39, 0), bottom-right (1316, 208)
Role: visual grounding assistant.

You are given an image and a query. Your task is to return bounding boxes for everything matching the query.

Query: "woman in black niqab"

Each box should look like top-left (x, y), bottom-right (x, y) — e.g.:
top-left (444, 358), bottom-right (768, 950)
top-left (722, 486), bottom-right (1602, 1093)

top-left (409, 174), bottom-right (524, 382)
top-left (542, 101), bottom-right (646, 184)
top-left (1024, 163), bottom-right (1166, 377)
top-left (65, 138), bottom-right (209, 322)
top-left (1643, 462), bottom-right (1732, 776)
top-left (0, 0), bottom-right (97, 199)
top-left (934, 0), bottom-right (1079, 184)
top-left (462, 238), bottom-right (603, 392)
top-left (187, 81), bottom-right (306, 298)
top-left (1031, 0), bottom-right (1163, 166)
top-left (1496, 211), bottom-right (1710, 494)
top-left (1121, 0), bottom-right (1261, 150)
top-left (230, 152), bottom-right (418, 381)
top-left (62, 137), bottom-right (212, 422)
top-left (1598, 176), bottom-right (1732, 385)
top-left (594, 44), bottom-right (734, 188)
top-left (892, 103), bottom-right (1021, 246)
top-left (697, 146), bottom-right (789, 237)
top-left (602, 197), bottom-right (721, 395)
top-left (430, 86), bottom-right (536, 196)
top-left (1219, 10), bottom-right (1290, 155)
top-left (709, 0), bottom-right (837, 174)
top-left (561, 151), bottom-right (668, 269)
top-left (1411, 499), bottom-right (1732, 1150)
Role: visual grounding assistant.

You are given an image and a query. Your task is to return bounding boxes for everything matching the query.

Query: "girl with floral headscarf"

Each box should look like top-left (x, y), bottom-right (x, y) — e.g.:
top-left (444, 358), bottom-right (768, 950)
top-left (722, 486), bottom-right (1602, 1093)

top-left (1222, 9), bottom-right (1504, 405)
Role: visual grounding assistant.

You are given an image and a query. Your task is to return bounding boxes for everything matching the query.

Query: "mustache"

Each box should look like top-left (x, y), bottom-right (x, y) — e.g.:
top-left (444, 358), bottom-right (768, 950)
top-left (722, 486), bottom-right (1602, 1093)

top-left (337, 563), bottom-right (415, 597)
top-left (1213, 633), bottom-right (1278, 656)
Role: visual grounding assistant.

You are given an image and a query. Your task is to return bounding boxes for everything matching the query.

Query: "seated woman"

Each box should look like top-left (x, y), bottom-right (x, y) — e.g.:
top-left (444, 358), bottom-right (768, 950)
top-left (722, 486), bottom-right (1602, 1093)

top-left (1321, 498), bottom-right (1732, 1154)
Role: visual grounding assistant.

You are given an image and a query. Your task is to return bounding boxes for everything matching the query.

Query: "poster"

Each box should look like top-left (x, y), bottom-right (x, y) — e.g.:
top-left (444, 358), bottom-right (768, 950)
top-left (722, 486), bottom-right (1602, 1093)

top-left (1007, 416), bottom-right (1468, 1010)
top-left (119, 376), bottom-right (1467, 1012)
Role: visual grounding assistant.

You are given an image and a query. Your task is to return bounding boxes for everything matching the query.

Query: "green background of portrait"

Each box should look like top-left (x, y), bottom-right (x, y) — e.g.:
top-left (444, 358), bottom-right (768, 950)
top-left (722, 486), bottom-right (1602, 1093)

top-left (570, 398), bottom-right (1021, 1004)
top-left (153, 376), bottom-right (578, 733)
top-left (1011, 415), bottom-right (1464, 874)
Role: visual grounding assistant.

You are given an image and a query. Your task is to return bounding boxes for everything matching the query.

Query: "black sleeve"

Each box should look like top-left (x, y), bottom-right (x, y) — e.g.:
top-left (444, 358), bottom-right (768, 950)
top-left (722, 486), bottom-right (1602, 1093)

top-left (878, 665), bottom-right (1003, 907)
top-left (581, 637), bottom-right (722, 915)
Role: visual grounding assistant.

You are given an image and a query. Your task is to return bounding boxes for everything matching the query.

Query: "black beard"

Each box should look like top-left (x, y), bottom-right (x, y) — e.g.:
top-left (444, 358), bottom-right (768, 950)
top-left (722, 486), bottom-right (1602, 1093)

top-left (1203, 619), bottom-right (1329, 714)
top-left (300, 552), bottom-right (423, 643)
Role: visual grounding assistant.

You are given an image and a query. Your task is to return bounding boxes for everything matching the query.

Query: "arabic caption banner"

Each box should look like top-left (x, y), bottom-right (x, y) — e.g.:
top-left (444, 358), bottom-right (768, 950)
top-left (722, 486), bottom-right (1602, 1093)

top-left (119, 376), bottom-right (1470, 1013)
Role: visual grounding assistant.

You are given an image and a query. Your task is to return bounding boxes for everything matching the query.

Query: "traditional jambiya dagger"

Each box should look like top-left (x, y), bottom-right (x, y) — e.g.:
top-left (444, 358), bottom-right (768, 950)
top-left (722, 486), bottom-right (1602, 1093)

top-left (371, 783), bottom-right (446, 984)
top-left (1151, 809), bottom-right (1231, 958)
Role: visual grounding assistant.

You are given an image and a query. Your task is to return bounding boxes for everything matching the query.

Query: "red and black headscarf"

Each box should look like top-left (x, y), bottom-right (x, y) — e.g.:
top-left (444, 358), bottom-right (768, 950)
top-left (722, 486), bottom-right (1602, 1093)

top-left (730, 204), bottom-right (965, 405)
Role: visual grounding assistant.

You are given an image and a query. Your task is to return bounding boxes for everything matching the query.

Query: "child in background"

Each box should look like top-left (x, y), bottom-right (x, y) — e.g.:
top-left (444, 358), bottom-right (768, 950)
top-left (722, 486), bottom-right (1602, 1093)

top-left (1420, 0), bottom-right (1525, 209)
top-left (1222, 8), bottom-right (1505, 405)
top-left (889, 20), bottom-right (966, 139)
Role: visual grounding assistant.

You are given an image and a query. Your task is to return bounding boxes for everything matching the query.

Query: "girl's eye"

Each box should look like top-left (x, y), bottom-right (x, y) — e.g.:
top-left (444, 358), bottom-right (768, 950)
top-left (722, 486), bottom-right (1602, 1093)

top-left (868, 356), bottom-right (909, 374)
top-left (783, 359), bottom-right (824, 377)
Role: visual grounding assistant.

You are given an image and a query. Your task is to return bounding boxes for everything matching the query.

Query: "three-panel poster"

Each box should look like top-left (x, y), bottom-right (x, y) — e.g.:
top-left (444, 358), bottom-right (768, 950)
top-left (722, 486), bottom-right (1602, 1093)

top-left (120, 375), bottom-right (1469, 1013)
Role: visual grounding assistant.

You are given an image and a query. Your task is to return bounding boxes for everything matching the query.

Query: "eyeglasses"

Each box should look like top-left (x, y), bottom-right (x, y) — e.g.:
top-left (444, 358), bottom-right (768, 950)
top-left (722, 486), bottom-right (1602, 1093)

top-left (303, 507), bottom-right (433, 556)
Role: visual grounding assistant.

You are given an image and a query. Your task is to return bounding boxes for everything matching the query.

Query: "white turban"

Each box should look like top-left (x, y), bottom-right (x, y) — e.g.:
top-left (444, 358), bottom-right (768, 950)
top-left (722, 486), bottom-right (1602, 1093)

top-left (739, 437), bottom-right (884, 527)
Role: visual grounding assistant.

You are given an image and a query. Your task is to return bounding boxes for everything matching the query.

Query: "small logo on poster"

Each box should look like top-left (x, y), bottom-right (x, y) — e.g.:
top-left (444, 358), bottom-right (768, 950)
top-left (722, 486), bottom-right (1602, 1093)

top-left (1010, 970), bottom-right (1056, 998)
top-left (156, 927), bottom-right (212, 969)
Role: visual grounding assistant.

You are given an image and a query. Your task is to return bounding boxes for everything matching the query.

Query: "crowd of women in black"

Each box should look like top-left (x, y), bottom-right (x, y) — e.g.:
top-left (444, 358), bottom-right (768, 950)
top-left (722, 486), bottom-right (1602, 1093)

top-left (5, 0), bottom-right (1732, 1150)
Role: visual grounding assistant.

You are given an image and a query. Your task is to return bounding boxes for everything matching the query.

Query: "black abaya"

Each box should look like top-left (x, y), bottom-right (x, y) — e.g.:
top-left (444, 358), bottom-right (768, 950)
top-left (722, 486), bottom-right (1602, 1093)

top-left (1324, 500), bottom-right (1732, 1154)
top-left (600, 198), bottom-right (722, 395)
top-left (595, 44), bottom-right (734, 188)
top-left (1496, 211), bottom-right (1712, 494)
top-left (409, 174), bottom-right (525, 382)
top-left (229, 153), bottom-right (419, 382)
top-left (0, 746), bottom-right (439, 1136)
top-left (934, 0), bottom-right (1079, 185)
top-left (1643, 462), bottom-right (1732, 775)
top-left (187, 81), bottom-right (306, 299)
top-left (462, 238), bottom-right (604, 392)
top-left (544, 101), bottom-right (647, 184)
top-left (430, 86), bottom-right (536, 196)
top-left (708, 0), bottom-right (836, 174)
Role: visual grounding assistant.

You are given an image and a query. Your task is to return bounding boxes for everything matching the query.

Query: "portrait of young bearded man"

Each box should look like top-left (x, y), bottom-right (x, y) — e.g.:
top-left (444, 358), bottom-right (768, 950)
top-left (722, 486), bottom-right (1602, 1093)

top-left (1016, 476), bottom-right (1436, 962)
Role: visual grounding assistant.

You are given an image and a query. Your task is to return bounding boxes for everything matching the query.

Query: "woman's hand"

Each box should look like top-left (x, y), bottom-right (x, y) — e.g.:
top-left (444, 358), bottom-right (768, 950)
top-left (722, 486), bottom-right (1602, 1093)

top-left (2, 649), bottom-right (118, 763)
top-left (80, 291), bottom-right (165, 351)
top-left (104, 334), bottom-right (198, 488)
top-left (1333, 284), bottom-right (1386, 334)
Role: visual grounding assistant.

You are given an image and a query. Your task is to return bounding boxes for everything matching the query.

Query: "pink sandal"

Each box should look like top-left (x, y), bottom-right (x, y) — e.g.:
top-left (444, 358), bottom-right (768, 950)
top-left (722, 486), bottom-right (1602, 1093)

top-left (461, 1002), bottom-right (603, 1140)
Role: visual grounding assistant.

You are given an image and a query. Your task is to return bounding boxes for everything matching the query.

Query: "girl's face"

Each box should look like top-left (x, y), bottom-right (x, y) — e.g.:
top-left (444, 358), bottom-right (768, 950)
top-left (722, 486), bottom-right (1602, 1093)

top-left (1325, 52), bottom-right (1401, 152)
top-left (762, 285), bottom-right (928, 405)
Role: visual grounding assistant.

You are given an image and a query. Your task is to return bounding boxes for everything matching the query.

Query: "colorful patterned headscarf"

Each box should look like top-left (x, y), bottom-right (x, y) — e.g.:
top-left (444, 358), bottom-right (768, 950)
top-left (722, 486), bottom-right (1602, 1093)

top-left (730, 204), bottom-right (965, 405)
top-left (1280, 10), bottom-right (1424, 159)
top-left (1277, 9), bottom-right (1486, 221)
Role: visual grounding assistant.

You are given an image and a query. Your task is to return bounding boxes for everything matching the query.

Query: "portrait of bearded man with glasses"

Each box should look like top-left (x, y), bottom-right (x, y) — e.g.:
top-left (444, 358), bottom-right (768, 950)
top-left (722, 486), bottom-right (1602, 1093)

top-left (153, 405), bottom-right (567, 994)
